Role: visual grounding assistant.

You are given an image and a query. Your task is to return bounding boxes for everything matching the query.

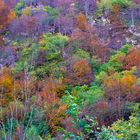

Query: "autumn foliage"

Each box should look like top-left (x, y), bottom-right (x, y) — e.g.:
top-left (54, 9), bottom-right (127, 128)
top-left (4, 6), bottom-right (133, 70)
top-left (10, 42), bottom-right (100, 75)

top-left (65, 60), bottom-right (93, 85)
top-left (70, 28), bottom-right (110, 62)
top-left (0, 0), bottom-right (140, 139)
top-left (47, 104), bottom-right (68, 135)
top-left (121, 48), bottom-right (140, 71)
top-left (0, 0), bottom-right (16, 30)
top-left (76, 13), bottom-right (89, 31)
top-left (0, 68), bottom-right (15, 106)
top-left (101, 72), bottom-right (139, 123)
top-left (0, 0), bottom-right (16, 46)
top-left (39, 78), bottom-right (65, 105)
top-left (35, 78), bottom-right (67, 135)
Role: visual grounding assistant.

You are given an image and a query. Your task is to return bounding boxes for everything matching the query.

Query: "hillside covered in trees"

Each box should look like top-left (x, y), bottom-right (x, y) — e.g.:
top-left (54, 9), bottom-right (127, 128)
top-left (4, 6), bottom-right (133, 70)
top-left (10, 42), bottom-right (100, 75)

top-left (0, 0), bottom-right (140, 139)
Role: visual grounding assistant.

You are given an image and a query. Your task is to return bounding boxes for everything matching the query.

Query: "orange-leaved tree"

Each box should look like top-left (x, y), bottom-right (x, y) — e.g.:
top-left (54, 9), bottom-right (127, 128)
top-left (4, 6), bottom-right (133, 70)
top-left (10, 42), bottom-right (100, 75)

top-left (103, 71), bottom-right (139, 117)
top-left (121, 48), bottom-right (140, 72)
top-left (36, 78), bottom-right (66, 135)
top-left (76, 13), bottom-right (89, 31)
top-left (92, 70), bottom-right (139, 126)
top-left (65, 59), bottom-right (93, 85)
top-left (0, 67), bottom-right (15, 106)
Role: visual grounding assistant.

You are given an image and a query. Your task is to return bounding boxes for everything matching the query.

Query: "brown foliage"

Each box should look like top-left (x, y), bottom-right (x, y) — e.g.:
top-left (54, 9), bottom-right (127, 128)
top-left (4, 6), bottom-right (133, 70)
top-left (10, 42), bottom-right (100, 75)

top-left (35, 78), bottom-right (66, 135)
top-left (0, 0), bottom-right (16, 31)
top-left (103, 72), bottom-right (139, 102)
top-left (65, 59), bottom-right (93, 85)
top-left (4, 101), bottom-right (24, 121)
top-left (76, 13), bottom-right (89, 31)
top-left (0, 0), bottom-right (16, 46)
top-left (33, 78), bottom-right (66, 135)
top-left (94, 101), bottom-right (109, 114)
top-left (47, 104), bottom-right (68, 135)
top-left (39, 78), bottom-right (65, 105)
top-left (104, 73), bottom-right (137, 96)
top-left (102, 72), bottom-right (139, 123)
top-left (12, 127), bottom-right (24, 140)
top-left (93, 101), bottom-right (111, 125)
top-left (62, 117), bottom-right (82, 136)
top-left (108, 10), bottom-right (128, 41)
top-left (121, 48), bottom-right (140, 71)
top-left (83, 72), bottom-right (140, 126)
top-left (0, 67), bottom-right (15, 106)
top-left (112, 4), bottom-right (121, 14)
top-left (0, 68), bottom-right (36, 106)
top-left (0, 35), bottom-right (4, 47)
top-left (70, 29), bottom-right (110, 62)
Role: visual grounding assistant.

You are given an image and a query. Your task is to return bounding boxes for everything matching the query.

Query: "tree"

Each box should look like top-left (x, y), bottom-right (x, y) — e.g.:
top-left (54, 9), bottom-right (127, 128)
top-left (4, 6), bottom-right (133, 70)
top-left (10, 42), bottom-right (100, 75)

top-left (103, 71), bottom-right (139, 119)
top-left (107, 6), bottom-right (128, 49)
top-left (76, 13), bottom-right (89, 31)
top-left (36, 78), bottom-right (66, 135)
top-left (0, 47), bottom-right (17, 67)
top-left (47, 104), bottom-right (68, 135)
top-left (38, 78), bottom-right (65, 105)
top-left (0, 67), bottom-right (15, 106)
top-left (125, 0), bottom-right (140, 27)
top-left (3, 0), bottom-right (19, 8)
top-left (9, 16), bottom-right (39, 38)
top-left (22, 6), bottom-right (32, 16)
top-left (121, 48), bottom-right (140, 73)
top-left (70, 28), bottom-right (110, 62)
top-left (97, 0), bottom-right (129, 12)
top-left (110, 113), bottom-right (140, 139)
top-left (0, 0), bottom-right (16, 46)
top-left (97, 0), bottom-right (112, 14)
top-left (56, 14), bottom-right (75, 35)
top-left (65, 59), bottom-right (93, 85)
top-left (76, 0), bottom-right (97, 17)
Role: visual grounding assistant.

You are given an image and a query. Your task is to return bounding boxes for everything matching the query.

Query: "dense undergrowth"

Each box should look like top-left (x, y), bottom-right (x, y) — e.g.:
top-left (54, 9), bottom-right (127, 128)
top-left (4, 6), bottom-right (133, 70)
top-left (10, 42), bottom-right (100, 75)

top-left (0, 0), bottom-right (140, 139)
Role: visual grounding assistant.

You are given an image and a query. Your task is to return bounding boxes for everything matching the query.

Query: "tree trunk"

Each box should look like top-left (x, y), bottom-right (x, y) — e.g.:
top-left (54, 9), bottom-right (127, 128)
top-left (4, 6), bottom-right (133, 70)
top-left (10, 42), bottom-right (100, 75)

top-left (131, 9), bottom-right (135, 26)
top-left (84, 1), bottom-right (89, 17)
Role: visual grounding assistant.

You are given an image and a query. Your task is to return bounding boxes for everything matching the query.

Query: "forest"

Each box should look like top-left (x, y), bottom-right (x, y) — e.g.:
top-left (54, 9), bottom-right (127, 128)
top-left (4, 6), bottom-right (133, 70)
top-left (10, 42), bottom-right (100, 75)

top-left (0, 0), bottom-right (140, 139)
